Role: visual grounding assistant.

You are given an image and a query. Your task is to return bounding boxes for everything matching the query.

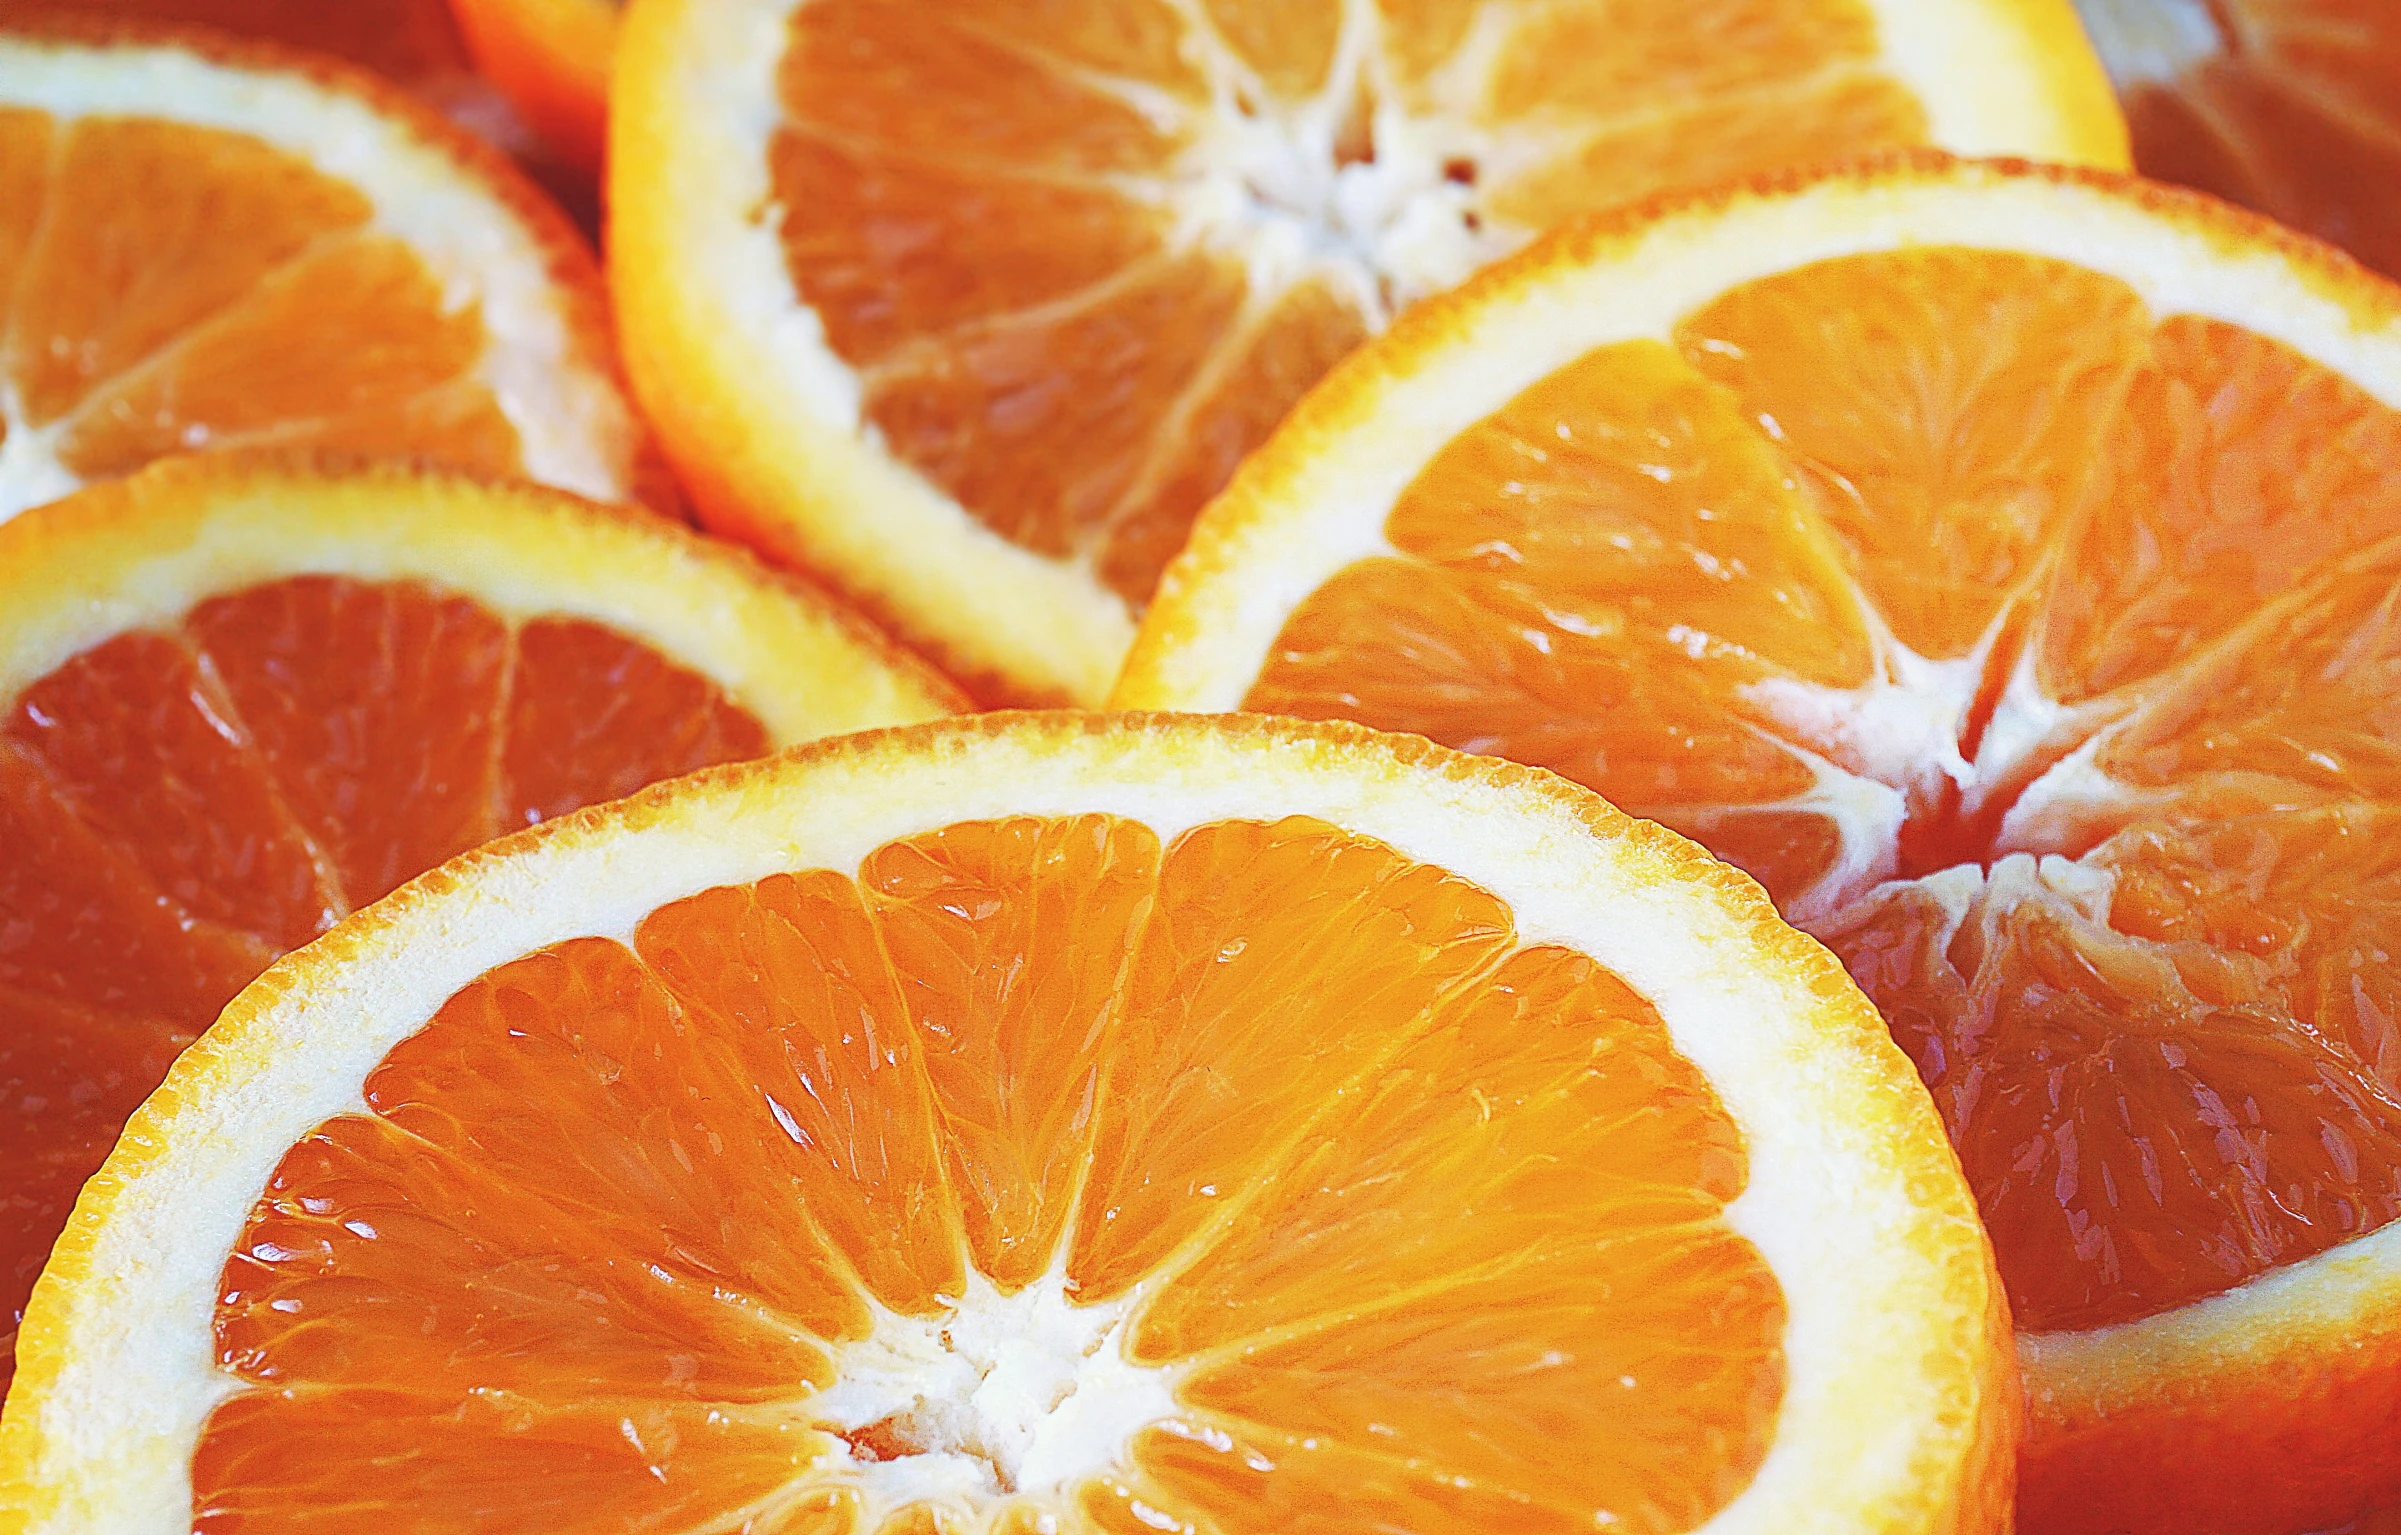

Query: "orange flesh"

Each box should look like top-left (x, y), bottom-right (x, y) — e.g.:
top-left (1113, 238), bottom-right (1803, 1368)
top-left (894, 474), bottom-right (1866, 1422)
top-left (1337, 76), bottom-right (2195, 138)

top-left (0, 108), bottom-right (522, 506)
top-left (767, 0), bottom-right (1925, 606)
top-left (0, 576), bottom-right (770, 1397)
top-left (195, 815), bottom-right (1783, 1534)
top-left (1253, 245), bottom-right (2401, 1332)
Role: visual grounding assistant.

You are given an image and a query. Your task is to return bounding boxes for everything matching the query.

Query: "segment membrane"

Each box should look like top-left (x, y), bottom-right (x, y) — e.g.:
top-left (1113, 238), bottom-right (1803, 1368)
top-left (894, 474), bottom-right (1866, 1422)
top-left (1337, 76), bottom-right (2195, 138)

top-left (197, 815), bottom-right (1778, 1532)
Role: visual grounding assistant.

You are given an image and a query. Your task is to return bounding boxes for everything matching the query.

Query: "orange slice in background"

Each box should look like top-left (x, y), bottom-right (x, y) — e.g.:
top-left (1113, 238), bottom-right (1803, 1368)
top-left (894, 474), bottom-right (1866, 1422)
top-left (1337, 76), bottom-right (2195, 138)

top-left (0, 453), bottom-right (964, 1407)
top-left (0, 0), bottom-right (471, 83)
top-left (1117, 153), bottom-right (2401, 1535)
top-left (0, 16), bottom-right (651, 524)
top-left (0, 712), bottom-right (2013, 1535)
top-left (2075, 0), bottom-right (2401, 280)
top-left (608, 0), bottom-right (2128, 706)
top-left (448, 0), bottom-right (614, 173)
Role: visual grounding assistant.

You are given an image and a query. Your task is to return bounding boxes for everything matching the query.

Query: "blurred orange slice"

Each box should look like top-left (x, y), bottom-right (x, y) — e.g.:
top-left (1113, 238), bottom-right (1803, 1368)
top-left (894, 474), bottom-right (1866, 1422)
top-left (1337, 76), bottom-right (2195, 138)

top-left (610, 0), bottom-right (2127, 704)
top-left (2077, 0), bottom-right (2401, 280)
top-left (0, 453), bottom-right (962, 1405)
top-left (1, 712), bottom-right (2012, 1534)
top-left (0, 17), bottom-right (651, 523)
top-left (448, 0), bottom-right (613, 171)
top-left (1119, 153), bottom-right (2401, 1535)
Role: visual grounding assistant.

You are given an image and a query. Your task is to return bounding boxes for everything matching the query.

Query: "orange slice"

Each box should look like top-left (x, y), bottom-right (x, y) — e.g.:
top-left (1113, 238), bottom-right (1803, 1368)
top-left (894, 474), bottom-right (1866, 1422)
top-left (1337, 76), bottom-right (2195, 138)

top-left (1118, 153), bottom-right (2401, 1535)
top-left (0, 453), bottom-right (963, 1407)
top-left (0, 16), bottom-right (651, 524)
top-left (0, 712), bottom-right (2012, 1534)
top-left (448, 0), bottom-right (613, 172)
top-left (2077, 0), bottom-right (2401, 280)
top-left (608, 0), bottom-right (2127, 705)
top-left (0, 0), bottom-right (473, 83)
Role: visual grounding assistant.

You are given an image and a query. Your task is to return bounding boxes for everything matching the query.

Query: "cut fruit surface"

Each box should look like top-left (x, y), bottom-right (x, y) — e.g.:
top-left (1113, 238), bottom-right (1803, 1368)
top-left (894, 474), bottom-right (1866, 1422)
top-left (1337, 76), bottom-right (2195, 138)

top-left (0, 712), bottom-right (2012, 1535)
top-left (608, 0), bottom-right (2126, 704)
top-left (2074, 0), bottom-right (2401, 280)
top-left (448, 0), bottom-right (614, 171)
top-left (0, 453), bottom-right (963, 1408)
top-left (1117, 153), bottom-right (2401, 1535)
top-left (0, 16), bottom-right (651, 523)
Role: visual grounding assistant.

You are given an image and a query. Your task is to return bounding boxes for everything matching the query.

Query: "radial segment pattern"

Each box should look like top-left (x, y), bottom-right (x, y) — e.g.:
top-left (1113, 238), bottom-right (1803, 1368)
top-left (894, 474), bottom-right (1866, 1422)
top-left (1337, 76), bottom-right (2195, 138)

top-left (768, 0), bottom-right (1938, 606)
top-left (1249, 244), bottom-right (2401, 1334)
top-left (194, 813), bottom-right (1784, 1535)
top-left (2, 575), bottom-right (769, 1398)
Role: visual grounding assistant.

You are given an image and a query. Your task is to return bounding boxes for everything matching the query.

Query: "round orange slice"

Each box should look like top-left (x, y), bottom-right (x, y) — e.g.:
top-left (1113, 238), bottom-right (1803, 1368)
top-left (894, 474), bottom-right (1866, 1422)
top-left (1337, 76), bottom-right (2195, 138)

top-left (0, 16), bottom-right (652, 524)
top-left (0, 452), bottom-right (963, 1406)
top-left (448, 0), bottom-right (613, 172)
top-left (2077, 0), bottom-right (2401, 281)
top-left (1117, 152), bottom-right (2401, 1534)
top-left (0, 711), bottom-right (2012, 1533)
top-left (608, 0), bottom-right (2128, 705)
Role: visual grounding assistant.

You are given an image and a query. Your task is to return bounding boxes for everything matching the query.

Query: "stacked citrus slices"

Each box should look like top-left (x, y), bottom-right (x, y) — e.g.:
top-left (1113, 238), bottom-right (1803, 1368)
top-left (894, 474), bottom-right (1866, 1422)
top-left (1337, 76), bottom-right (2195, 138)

top-left (609, 0), bottom-right (2127, 703)
top-left (1, 713), bottom-right (2016, 1535)
top-left (0, 16), bottom-right (649, 522)
top-left (0, 453), bottom-right (962, 1404)
top-left (1118, 152), bottom-right (2401, 1533)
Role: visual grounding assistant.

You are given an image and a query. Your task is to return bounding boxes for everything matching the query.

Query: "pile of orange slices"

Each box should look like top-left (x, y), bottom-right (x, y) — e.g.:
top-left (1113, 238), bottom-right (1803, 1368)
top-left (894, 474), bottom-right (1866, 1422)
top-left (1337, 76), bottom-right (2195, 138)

top-left (2, 3), bottom-right (2399, 1534)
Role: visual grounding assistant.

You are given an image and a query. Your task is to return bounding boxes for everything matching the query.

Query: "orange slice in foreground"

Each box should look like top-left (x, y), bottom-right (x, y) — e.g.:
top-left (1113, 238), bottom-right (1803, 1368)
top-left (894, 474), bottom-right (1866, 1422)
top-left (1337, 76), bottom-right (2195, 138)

top-left (448, 0), bottom-right (613, 172)
top-left (0, 16), bottom-right (653, 524)
top-left (0, 712), bottom-right (2011, 1534)
top-left (2076, 0), bottom-right (2401, 280)
top-left (609, 0), bottom-right (2127, 705)
top-left (1118, 152), bottom-right (2401, 1535)
top-left (0, 454), bottom-right (963, 1405)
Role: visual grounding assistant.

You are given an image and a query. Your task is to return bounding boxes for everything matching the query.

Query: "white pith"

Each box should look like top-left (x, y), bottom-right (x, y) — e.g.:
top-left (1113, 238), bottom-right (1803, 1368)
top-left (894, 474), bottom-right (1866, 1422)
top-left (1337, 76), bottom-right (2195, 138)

top-left (0, 36), bottom-right (637, 523)
top-left (627, 0), bottom-right (2120, 701)
top-left (808, 1269), bottom-right (1181, 1521)
top-left (1113, 161), bottom-right (2401, 1454)
top-left (0, 720), bottom-right (2005, 1535)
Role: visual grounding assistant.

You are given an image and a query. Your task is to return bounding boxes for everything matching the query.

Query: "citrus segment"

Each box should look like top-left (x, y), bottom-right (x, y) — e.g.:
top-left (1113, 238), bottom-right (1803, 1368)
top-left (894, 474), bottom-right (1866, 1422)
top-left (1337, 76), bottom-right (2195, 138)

top-left (1116, 157), bottom-right (2401, 1529)
top-left (0, 458), bottom-right (963, 1402)
top-left (2035, 316), bottom-right (2401, 703)
top-left (859, 816), bottom-right (1157, 1293)
top-left (0, 715), bottom-right (2013, 1535)
top-left (0, 22), bottom-right (650, 520)
top-left (1675, 249), bottom-right (2150, 664)
top-left (611, 0), bottom-right (2127, 701)
top-left (637, 873), bottom-right (968, 1318)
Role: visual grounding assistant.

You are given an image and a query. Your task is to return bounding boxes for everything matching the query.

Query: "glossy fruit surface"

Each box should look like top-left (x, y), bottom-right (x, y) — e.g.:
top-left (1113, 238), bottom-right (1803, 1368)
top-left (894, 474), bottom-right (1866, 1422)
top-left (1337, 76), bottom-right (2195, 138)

top-left (611, 0), bottom-right (2126, 703)
top-left (1120, 152), bottom-right (2401, 1535)
top-left (0, 454), bottom-right (962, 1406)
top-left (1, 713), bottom-right (2012, 1535)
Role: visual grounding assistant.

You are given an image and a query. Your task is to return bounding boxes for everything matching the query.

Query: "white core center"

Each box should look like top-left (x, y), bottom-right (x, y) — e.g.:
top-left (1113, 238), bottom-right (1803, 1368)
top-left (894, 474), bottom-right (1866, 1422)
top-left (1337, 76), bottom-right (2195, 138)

top-left (1170, 51), bottom-right (1514, 326)
top-left (809, 1271), bottom-right (1180, 1511)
